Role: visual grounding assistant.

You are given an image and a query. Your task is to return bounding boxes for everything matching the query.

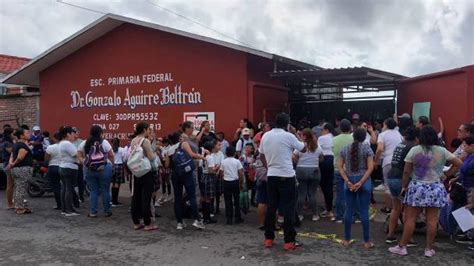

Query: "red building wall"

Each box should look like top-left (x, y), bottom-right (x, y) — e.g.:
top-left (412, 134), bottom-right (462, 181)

top-left (246, 55), bottom-right (289, 125)
top-left (39, 23), bottom-right (277, 140)
top-left (397, 65), bottom-right (474, 149)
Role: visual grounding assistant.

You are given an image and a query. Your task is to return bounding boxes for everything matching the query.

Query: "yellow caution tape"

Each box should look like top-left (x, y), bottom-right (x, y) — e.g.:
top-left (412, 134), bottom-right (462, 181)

top-left (277, 230), bottom-right (355, 244)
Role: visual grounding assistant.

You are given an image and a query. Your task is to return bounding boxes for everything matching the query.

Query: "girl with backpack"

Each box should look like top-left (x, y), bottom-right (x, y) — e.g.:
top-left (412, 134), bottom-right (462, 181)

top-left (77, 126), bottom-right (114, 218)
top-left (127, 122), bottom-right (158, 231)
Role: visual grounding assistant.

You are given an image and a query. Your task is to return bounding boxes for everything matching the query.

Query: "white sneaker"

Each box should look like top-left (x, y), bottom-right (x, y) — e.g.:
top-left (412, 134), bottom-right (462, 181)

top-left (177, 223), bottom-right (184, 230)
top-left (312, 215), bottom-right (320, 221)
top-left (277, 215), bottom-right (284, 223)
top-left (320, 210), bottom-right (328, 218)
top-left (192, 220), bottom-right (205, 230)
top-left (298, 215), bottom-right (304, 222)
top-left (424, 249), bottom-right (435, 257)
top-left (65, 212), bottom-right (80, 217)
top-left (388, 245), bottom-right (408, 256)
top-left (155, 201), bottom-right (162, 207)
top-left (374, 184), bottom-right (386, 191)
top-left (166, 195), bottom-right (173, 202)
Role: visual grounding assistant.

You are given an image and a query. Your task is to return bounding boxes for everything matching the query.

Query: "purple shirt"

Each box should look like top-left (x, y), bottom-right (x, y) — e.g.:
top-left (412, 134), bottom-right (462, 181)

top-left (460, 154), bottom-right (474, 189)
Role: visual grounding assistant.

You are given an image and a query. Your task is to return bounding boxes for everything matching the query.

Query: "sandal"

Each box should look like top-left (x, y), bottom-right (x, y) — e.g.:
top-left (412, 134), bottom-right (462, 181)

top-left (16, 208), bottom-right (32, 215)
top-left (341, 240), bottom-right (351, 247)
top-left (363, 242), bottom-right (375, 249)
top-left (144, 225), bottom-right (158, 231)
top-left (134, 224), bottom-right (144, 230)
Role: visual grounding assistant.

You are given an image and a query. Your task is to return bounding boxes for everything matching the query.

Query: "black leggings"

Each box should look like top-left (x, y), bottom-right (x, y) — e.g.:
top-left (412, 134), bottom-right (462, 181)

top-left (319, 155), bottom-right (334, 212)
top-left (131, 171), bottom-right (155, 226)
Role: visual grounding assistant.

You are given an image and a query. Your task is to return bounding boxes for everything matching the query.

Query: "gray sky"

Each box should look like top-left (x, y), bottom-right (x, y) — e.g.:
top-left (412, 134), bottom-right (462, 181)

top-left (0, 0), bottom-right (473, 77)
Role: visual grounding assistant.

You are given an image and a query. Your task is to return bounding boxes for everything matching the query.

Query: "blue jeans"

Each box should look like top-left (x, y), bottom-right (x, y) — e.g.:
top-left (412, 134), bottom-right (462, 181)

top-left (344, 175), bottom-right (372, 242)
top-left (334, 171), bottom-right (345, 220)
top-left (85, 163), bottom-right (112, 215)
top-left (172, 170), bottom-right (200, 223)
top-left (387, 178), bottom-right (402, 198)
top-left (335, 171), bottom-right (361, 220)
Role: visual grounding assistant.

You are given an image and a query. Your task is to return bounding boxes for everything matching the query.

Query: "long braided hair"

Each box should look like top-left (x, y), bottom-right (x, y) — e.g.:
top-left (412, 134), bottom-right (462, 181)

top-left (350, 128), bottom-right (367, 173)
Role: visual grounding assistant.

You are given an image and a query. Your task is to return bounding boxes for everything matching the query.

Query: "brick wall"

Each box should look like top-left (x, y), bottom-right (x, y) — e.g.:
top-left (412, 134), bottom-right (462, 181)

top-left (0, 93), bottom-right (39, 129)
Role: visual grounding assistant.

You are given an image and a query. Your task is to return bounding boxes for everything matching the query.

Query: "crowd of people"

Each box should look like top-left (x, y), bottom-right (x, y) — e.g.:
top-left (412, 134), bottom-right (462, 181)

top-left (0, 113), bottom-right (473, 256)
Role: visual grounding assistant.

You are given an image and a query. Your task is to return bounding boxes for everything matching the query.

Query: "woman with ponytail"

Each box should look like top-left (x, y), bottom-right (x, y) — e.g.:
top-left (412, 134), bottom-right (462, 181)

top-left (293, 128), bottom-right (323, 222)
top-left (337, 128), bottom-right (374, 249)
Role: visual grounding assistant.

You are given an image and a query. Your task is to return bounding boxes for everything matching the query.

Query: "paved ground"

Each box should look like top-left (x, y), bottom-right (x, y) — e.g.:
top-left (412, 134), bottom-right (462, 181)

top-left (0, 187), bottom-right (472, 265)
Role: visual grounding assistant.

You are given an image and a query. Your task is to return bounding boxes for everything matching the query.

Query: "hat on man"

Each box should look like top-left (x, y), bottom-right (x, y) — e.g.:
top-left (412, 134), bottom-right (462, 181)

top-left (32, 126), bottom-right (41, 131)
top-left (242, 128), bottom-right (251, 135)
top-left (398, 113), bottom-right (411, 119)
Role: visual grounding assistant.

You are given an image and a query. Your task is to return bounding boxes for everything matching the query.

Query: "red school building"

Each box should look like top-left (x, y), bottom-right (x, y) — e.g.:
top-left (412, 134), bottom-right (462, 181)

top-left (3, 14), bottom-right (317, 140)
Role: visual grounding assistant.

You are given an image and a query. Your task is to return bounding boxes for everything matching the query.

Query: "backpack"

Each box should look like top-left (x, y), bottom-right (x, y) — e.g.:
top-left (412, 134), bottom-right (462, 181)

top-left (127, 138), bottom-right (152, 178)
top-left (172, 143), bottom-right (195, 176)
top-left (84, 141), bottom-right (107, 171)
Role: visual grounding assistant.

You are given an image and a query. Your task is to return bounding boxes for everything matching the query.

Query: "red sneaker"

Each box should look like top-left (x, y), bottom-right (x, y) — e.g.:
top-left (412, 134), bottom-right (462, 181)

top-left (283, 242), bottom-right (297, 251)
top-left (264, 239), bottom-right (273, 248)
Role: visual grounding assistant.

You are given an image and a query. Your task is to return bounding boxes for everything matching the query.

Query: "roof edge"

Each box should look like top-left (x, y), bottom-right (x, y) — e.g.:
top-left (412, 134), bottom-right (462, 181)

top-left (399, 65), bottom-right (474, 84)
top-left (3, 13), bottom-right (321, 86)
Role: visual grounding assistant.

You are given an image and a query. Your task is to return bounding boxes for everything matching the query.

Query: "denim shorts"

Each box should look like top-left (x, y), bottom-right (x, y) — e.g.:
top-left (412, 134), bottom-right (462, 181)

top-left (387, 178), bottom-right (402, 198)
top-left (256, 181), bottom-right (268, 204)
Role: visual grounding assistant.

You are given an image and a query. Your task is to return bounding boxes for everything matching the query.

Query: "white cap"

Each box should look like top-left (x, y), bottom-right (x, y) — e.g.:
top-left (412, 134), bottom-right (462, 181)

top-left (242, 128), bottom-right (251, 135)
top-left (32, 126), bottom-right (41, 131)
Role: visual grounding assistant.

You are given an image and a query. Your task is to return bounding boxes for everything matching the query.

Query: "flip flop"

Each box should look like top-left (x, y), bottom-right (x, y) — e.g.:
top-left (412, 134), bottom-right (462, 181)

top-left (341, 240), bottom-right (351, 247)
top-left (144, 225), bottom-right (158, 231)
top-left (133, 225), bottom-right (144, 230)
top-left (363, 242), bottom-right (375, 249)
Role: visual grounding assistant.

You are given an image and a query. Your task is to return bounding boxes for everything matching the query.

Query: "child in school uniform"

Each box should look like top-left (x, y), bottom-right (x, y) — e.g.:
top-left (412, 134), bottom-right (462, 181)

top-left (213, 140), bottom-right (226, 215)
top-left (221, 146), bottom-right (245, 225)
top-left (202, 141), bottom-right (219, 224)
top-left (240, 143), bottom-right (256, 207)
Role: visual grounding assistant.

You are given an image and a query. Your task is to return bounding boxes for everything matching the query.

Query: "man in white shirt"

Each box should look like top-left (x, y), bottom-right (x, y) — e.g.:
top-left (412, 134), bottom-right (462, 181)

top-left (259, 113), bottom-right (305, 251)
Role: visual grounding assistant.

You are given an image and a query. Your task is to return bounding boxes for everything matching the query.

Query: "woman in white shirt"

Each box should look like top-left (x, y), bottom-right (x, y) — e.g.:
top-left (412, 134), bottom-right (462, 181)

top-left (293, 128), bottom-right (324, 222)
top-left (45, 133), bottom-right (62, 210)
top-left (58, 126), bottom-right (80, 217)
top-left (318, 123), bottom-right (336, 218)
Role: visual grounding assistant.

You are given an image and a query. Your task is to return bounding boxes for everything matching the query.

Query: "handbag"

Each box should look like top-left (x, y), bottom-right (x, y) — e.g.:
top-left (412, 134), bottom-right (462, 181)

top-left (126, 138), bottom-right (151, 178)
